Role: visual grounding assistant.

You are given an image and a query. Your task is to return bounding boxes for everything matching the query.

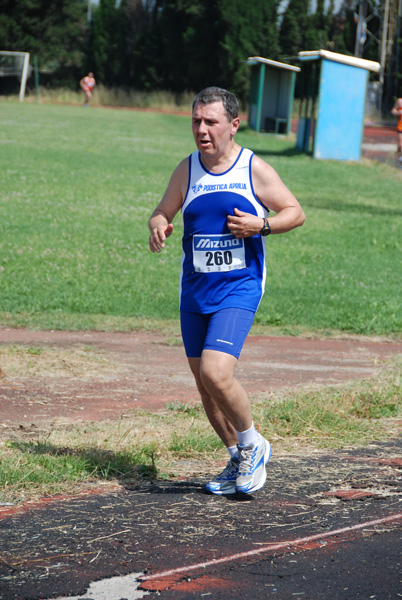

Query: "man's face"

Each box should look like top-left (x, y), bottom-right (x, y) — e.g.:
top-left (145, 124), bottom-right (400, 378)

top-left (192, 101), bottom-right (239, 158)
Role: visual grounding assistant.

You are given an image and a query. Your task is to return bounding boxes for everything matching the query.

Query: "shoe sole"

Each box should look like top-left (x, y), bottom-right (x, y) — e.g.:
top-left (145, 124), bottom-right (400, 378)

top-left (205, 484), bottom-right (237, 495)
top-left (235, 441), bottom-right (272, 495)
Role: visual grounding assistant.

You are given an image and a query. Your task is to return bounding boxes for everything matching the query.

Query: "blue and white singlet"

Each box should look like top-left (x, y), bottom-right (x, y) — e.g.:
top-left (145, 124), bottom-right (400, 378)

top-left (179, 148), bottom-right (269, 314)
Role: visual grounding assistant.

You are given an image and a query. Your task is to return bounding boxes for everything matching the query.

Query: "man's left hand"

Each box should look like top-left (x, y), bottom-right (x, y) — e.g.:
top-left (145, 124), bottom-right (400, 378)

top-left (227, 207), bottom-right (263, 238)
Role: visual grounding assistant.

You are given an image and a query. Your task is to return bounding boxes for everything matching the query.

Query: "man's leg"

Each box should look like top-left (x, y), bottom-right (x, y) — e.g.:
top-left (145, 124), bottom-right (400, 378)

top-left (198, 349), bottom-right (253, 434)
top-left (182, 309), bottom-right (271, 494)
top-left (187, 354), bottom-right (243, 495)
top-left (190, 350), bottom-right (271, 495)
top-left (187, 355), bottom-right (239, 448)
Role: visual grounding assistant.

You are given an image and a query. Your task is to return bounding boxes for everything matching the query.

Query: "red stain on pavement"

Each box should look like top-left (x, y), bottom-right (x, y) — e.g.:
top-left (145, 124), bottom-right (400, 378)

top-left (324, 490), bottom-right (377, 500)
top-left (140, 574), bottom-right (237, 593)
top-left (372, 457), bottom-right (402, 468)
top-left (139, 576), bottom-right (179, 591)
top-left (0, 484), bottom-right (119, 520)
top-left (300, 541), bottom-right (328, 550)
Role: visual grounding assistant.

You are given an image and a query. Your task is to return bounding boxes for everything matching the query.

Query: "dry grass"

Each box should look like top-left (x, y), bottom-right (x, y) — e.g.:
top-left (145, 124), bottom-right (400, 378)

top-left (0, 344), bottom-right (401, 505)
top-left (21, 85), bottom-right (195, 111)
top-left (0, 344), bottom-right (113, 378)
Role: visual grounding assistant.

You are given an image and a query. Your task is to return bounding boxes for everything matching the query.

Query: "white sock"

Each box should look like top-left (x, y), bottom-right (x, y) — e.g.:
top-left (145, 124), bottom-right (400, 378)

top-left (235, 423), bottom-right (259, 447)
top-left (227, 445), bottom-right (239, 460)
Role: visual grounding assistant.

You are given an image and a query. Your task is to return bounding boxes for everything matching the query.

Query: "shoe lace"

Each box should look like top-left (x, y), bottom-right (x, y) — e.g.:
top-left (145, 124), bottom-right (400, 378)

top-left (238, 445), bottom-right (254, 474)
top-left (218, 458), bottom-right (238, 479)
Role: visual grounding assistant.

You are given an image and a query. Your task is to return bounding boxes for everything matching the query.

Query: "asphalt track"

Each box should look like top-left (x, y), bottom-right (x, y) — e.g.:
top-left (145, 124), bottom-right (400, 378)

top-left (361, 124), bottom-right (401, 166)
top-left (1, 437), bottom-right (402, 599)
top-left (1, 400), bottom-right (402, 595)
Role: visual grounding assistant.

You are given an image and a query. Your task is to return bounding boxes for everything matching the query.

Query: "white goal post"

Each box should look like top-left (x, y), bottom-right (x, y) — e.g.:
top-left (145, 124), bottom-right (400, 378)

top-left (0, 51), bottom-right (31, 102)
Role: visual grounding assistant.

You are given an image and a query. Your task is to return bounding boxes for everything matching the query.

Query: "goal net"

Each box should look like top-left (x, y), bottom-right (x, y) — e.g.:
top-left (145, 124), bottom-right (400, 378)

top-left (0, 51), bottom-right (31, 101)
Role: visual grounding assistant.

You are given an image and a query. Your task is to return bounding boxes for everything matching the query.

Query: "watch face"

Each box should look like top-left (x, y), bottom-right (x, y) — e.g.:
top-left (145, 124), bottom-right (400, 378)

top-left (260, 218), bottom-right (271, 236)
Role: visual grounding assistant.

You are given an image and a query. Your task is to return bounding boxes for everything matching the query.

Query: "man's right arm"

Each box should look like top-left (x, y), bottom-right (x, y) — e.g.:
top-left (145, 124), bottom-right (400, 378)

top-left (148, 158), bottom-right (189, 253)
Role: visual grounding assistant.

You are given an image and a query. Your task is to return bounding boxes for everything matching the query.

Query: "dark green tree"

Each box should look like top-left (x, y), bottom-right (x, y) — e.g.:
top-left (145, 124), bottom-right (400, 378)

top-left (128, 0), bottom-right (222, 92)
top-left (86, 0), bottom-right (128, 86)
top-left (304, 0), bottom-right (332, 51)
top-left (279, 0), bottom-right (310, 59)
top-left (0, 0), bottom-right (87, 87)
top-left (127, 0), bottom-right (280, 100)
top-left (328, 8), bottom-right (356, 56)
top-left (218, 0), bottom-right (280, 104)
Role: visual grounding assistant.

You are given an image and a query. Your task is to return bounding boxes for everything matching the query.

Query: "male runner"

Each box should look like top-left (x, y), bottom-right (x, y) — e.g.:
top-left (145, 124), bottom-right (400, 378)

top-left (149, 87), bottom-right (305, 495)
top-left (80, 72), bottom-right (96, 106)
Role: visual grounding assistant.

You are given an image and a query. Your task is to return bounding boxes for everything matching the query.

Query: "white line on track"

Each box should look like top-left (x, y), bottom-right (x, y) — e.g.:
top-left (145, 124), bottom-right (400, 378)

top-left (140, 512), bottom-right (402, 582)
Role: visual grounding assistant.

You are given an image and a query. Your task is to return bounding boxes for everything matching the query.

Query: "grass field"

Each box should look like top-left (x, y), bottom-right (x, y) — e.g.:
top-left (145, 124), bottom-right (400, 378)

top-left (1, 101), bottom-right (401, 336)
top-left (1, 100), bottom-right (402, 504)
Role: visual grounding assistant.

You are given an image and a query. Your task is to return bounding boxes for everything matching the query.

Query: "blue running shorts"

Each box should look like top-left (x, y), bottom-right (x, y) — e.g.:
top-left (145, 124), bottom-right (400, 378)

top-left (180, 308), bottom-right (255, 359)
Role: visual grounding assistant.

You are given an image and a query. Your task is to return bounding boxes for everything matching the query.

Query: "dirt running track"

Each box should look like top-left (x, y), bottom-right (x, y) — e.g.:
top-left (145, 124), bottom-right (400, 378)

top-left (1, 328), bottom-right (402, 423)
top-left (1, 328), bottom-right (402, 600)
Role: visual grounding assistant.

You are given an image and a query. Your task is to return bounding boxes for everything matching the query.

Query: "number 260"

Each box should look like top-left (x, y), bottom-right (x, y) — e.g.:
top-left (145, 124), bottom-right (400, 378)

top-left (206, 251), bottom-right (233, 266)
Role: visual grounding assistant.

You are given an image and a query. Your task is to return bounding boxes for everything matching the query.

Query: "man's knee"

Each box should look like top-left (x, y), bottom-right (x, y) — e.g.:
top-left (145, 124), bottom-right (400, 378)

top-left (200, 354), bottom-right (234, 395)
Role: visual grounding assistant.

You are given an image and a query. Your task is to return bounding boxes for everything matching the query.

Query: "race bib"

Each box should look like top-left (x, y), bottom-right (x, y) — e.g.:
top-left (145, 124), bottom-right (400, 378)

top-left (193, 234), bottom-right (246, 273)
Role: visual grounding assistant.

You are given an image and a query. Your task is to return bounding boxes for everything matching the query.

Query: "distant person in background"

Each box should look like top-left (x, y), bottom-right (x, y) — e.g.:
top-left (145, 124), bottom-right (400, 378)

top-left (391, 97), bottom-right (402, 164)
top-left (80, 72), bottom-right (96, 107)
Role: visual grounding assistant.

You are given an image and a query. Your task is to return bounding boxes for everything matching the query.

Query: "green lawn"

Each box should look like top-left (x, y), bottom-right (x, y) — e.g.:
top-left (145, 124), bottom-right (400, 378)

top-left (1, 101), bottom-right (401, 336)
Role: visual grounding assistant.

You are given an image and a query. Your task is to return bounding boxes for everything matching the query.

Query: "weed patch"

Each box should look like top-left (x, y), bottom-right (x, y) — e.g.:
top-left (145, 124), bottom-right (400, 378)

top-left (1, 357), bottom-right (401, 504)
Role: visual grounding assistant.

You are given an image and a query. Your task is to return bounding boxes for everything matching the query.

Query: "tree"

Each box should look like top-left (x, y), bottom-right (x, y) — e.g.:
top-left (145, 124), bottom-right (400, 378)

top-left (126, 0), bottom-right (280, 100)
top-left (218, 0), bottom-right (280, 103)
top-left (279, 0), bottom-right (310, 59)
top-left (304, 0), bottom-right (332, 51)
top-left (86, 0), bottom-right (128, 86)
top-left (0, 0), bottom-right (87, 87)
top-left (128, 0), bottom-right (222, 92)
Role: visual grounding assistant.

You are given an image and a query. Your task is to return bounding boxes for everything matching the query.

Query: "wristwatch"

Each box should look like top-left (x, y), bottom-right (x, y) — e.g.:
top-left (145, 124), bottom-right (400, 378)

top-left (260, 217), bottom-right (271, 236)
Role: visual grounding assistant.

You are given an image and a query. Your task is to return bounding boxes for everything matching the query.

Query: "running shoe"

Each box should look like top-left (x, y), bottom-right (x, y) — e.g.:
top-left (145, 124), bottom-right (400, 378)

top-left (236, 434), bottom-right (272, 494)
top-left (205, 457), bottom-right (239, 495)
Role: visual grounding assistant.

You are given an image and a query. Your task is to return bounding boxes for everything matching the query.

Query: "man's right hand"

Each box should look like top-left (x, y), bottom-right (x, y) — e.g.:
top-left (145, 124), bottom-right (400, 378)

top-left (149, 223), bottom-right (174, 253)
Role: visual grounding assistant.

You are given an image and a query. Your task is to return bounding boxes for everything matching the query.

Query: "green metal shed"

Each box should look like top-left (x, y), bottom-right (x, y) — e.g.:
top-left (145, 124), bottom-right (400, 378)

top-left (247, 56), bottom-right (300, 134)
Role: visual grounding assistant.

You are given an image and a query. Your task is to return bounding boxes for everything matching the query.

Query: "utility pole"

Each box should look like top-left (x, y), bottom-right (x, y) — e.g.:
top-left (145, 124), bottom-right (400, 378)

top-left (378, 0), bottom-right (391, 110)
top-left (355, 0), bottom-right (367, 57)
top-left (395, 0), bottom-right (402, 96)
top-left (353, 0), bottom-right (399, 112)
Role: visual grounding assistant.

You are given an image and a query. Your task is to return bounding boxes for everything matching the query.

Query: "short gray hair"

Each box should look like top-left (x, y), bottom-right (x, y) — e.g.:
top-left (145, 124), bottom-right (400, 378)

top-left (192, 87), bottom-right (239, 121)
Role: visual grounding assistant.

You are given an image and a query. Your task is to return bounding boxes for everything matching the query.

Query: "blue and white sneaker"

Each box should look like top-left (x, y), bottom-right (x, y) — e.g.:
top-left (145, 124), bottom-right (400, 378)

top-left (205, 457), bottom-right (239, 495)
top-left (236, 434), bottom-right (272, 494)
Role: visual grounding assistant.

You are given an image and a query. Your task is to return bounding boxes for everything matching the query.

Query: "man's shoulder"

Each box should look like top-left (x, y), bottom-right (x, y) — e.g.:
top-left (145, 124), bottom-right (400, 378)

top-left (171, 155), bottom-right (191, 183)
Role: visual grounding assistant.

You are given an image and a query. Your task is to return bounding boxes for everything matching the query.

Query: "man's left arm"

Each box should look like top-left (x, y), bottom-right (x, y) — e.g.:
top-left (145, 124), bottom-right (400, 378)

top-left (227, 155), bottom-right (305, 238)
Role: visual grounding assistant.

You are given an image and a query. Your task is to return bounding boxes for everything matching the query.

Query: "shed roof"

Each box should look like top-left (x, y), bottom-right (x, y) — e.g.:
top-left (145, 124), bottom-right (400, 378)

top-left (247, 56), bottom-right (301, 73)
top-left (297, 50), bottom-right (380, 73)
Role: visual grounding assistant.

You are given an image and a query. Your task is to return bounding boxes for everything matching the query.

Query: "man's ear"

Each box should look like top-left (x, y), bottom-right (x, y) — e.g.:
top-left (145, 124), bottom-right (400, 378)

top-left (231, 117), bottom-right (240, 136)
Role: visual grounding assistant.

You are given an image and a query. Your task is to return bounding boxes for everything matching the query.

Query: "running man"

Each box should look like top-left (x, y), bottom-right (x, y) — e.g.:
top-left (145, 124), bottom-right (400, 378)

top-left (80, 72), bottom-right (96, 106)
top-left (391, 97), bottom-right (402, 164)
top-left (148, 87), bottom-right (305, 495)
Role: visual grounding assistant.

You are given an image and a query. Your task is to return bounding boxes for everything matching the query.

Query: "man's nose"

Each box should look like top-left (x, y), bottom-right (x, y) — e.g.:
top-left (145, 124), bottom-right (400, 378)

top-left (198, 119), bottom-right (208, 134)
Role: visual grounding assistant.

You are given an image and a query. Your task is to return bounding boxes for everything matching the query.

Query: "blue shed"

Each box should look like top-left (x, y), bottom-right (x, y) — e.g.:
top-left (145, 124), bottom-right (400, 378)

top-left (247, 56), bottom-right (300, 134)
top-left (296, 50), bottom-right (380, 161)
